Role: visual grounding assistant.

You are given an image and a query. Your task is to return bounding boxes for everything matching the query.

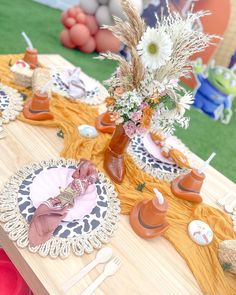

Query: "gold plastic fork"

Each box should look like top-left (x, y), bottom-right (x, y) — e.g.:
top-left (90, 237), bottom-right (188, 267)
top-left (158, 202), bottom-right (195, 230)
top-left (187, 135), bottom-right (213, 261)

top-left (81, 256), bottom-right (122, 295)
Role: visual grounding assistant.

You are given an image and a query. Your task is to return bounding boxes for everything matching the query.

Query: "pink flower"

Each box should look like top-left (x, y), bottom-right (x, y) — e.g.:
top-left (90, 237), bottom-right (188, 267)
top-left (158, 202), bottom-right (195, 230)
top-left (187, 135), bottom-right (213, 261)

top-left (131, 110), bottom-right (142, 122)
top-left (124, 121), bottom-right (137, 138)
top-left (140, 102), bottom-right (148, 111)
top-left (136, 127), bottom-right (147, 136)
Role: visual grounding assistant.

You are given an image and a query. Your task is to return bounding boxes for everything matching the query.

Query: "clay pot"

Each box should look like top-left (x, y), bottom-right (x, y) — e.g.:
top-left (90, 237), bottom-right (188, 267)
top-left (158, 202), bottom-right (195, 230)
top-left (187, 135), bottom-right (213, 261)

top-left (130, 194), bottom-right (169, 239)
top-left (104, 124), bottom-right (130, 184)
top-left (23, 48), bottom-right (38, 69)
top-left (96, 112), bottom-right (116, 134)
top-left (23, 90), bottom-right (54, 121)
top-left (171, 169), bottom-right (205, 203)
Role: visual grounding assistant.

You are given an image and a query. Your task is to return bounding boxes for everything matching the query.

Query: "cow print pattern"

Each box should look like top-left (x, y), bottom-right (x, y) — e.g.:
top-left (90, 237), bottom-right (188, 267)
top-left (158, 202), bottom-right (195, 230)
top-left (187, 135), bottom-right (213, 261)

top-left (128, 136), bottom-right (185, 175)
top-left (17, 164), bottom-right (108, 239)
top-left (52, 72), bottom-right (100, 102)
top-left (0, 90), bottom-right (10, 111)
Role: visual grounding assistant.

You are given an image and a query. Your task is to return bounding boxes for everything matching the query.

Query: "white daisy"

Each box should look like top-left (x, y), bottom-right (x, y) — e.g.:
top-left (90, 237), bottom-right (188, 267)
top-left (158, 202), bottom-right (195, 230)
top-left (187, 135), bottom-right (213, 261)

top-left (176, 93), bottom-right (194, 116)
top-left (137, 27), bottom-right (173, 70)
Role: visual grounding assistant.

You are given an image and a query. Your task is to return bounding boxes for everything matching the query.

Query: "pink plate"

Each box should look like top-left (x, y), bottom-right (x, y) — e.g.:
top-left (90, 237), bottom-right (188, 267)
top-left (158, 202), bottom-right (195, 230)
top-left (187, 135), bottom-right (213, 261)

top-left (29, 167), bottom-right (98, 222)
top-left (142, 133), bottom-right (187, 164)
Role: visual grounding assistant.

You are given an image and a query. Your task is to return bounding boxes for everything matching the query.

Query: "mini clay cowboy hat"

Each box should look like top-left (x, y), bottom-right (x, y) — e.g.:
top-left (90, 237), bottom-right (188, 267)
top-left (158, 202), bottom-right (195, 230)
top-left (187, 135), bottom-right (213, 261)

top-left (23, 91), bottom-right (54, 121)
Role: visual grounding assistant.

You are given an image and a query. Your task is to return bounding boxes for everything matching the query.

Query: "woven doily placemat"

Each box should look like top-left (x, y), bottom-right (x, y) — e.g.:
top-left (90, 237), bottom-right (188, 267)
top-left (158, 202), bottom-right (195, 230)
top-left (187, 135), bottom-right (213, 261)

top-left (0, 158), bottom-right (120, 259)
top-left (52, 70), bottom-right (108, 106)
top-left (128, 135), bottom-right (191, 181)
top-left (0, 82), bottom-right (23, 138)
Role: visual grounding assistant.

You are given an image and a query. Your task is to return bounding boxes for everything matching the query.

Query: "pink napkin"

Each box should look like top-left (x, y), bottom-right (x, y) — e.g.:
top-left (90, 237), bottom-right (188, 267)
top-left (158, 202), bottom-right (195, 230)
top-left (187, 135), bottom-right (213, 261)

top-left (28, 159), bottom-right (98, 247)
top-left (60, 68), bottom-right (86, 99)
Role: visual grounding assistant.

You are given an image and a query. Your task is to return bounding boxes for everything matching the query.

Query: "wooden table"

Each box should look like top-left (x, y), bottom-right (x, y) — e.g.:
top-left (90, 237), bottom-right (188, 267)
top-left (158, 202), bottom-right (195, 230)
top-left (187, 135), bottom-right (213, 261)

top-left (0, 55), bottom-right (235, 295)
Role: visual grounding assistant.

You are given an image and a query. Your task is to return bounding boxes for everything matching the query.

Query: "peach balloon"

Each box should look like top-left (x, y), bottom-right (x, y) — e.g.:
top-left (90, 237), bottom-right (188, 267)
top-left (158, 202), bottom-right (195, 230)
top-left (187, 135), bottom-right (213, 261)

top-left (95, 29), bottom-right (120, 53)
top-left (76, 12), bottom-right (87, 24)
top-left (79, 37), bottom-right (96, 53)
top-left (86, 15), bottom-right (99, 36)
top-left (64, 17), bottom-right (76, 29)
top-left (61, 11), bottom-right (68, 25)
top-left (68, 7), bottom-right (77, 18)
top-left (75, 6), bottom-right (83, 13)
top-left (69, 24), bottom-right (90, 47)
top-left (60, 29), bottom-right (76, 48)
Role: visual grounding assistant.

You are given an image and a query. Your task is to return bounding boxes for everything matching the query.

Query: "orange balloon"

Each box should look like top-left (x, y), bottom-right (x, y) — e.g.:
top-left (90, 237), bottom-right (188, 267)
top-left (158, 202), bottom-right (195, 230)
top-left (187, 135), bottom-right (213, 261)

top-left (79, 37), bottom-right (96, 53)
top-left (86, 15), bottom-right (99, 35)
top-left (61, 11), bottom-right (68, 26)
top-left (68, 7), bottom-right (77, 18)
top-left (64, 17), bottom-right (76, 29)
top-left (69, 24), bottom-right (90, 47)
top-left (60, 29), bottom-right (76, 48)
top-left (76, 12), bottom-right (87, 24)
top-left (95, 29), bottom-right (120, 53)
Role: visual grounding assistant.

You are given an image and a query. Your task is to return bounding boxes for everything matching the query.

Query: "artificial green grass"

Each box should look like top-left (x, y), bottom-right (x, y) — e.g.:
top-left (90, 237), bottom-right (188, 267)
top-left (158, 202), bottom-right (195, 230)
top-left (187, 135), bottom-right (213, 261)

top-left (0, 0), bottom-right (235, 182)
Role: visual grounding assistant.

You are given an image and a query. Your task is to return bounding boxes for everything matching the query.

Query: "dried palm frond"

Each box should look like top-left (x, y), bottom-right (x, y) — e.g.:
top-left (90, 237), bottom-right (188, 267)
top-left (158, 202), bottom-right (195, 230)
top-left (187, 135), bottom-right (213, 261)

top-left (104, 0), bottom-right (146, 48)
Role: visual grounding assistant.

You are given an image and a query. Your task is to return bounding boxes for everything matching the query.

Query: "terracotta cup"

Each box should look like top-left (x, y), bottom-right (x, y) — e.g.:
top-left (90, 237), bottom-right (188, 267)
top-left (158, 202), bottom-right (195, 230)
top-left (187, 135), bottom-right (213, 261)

top-left (23, 48), bottom-right (38, 69)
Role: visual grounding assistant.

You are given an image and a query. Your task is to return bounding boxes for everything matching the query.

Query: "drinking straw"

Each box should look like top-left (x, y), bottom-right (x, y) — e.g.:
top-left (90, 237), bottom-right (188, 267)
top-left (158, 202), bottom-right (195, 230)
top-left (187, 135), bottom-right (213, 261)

top-left (21, 32), bottom-right (33, 50)
top-left (198, 152), bottom-right (216, 174)
top-left (153, 188), bottom-right (164, 205)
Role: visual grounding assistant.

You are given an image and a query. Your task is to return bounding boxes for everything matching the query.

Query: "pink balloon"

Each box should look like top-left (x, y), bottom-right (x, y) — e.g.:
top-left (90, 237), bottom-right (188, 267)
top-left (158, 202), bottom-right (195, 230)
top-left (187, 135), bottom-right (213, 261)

top-left (60, 29), bottom-right (76, 48)
top-left (61, 11), bottom-right (68, 26)
top-left (76, 12), bottom-right (87, 24)
top-left (64, 17), bottom-right (76, 29)
top-left (69, 24), bottom-right (90, 47)
top-left (86, 15), bottom-right (99, 35)
top-left (79, 36), bottom-right (96, 53)
top-left (67, 7), bottom-right (77, 18)
top-left (95, 29), bottom-right (121, 53)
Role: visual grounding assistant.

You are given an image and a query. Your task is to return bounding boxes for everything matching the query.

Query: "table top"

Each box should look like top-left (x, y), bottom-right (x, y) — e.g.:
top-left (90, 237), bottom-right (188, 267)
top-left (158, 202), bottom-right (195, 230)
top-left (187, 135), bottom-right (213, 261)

top-left (0, 54), bottom-right (235, 295)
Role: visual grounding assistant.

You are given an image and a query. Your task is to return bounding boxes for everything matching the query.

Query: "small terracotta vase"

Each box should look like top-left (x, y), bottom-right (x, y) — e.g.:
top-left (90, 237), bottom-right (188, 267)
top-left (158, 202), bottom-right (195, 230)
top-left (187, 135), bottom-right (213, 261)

top-left (96, 112), bottom-right (116, 134)
top-left (23, 90), bottom-right (54, 121)
top-left (23, 48), bottom-right (38, 69)
top-left (171, 169), bottom-right (205, 203)
top-left (104, 124), bottom-right (130, 184)
top-left (130, 194), bottom-right (169, 239)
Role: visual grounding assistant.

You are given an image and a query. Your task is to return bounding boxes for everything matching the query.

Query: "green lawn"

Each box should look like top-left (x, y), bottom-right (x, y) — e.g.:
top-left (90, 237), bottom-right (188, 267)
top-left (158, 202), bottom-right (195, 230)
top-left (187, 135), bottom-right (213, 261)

top-left (0, 0), bottom-right (235, 182)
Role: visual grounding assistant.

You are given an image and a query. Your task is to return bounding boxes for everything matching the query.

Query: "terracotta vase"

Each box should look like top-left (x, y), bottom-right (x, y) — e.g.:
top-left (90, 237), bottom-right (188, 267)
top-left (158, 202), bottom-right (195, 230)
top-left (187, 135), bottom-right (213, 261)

top-left (104, 124), bottom-right (130, 184)
top-left (171, 169), bottom-right (205, 203)
top-left (130, 194), bottom-right (169, 239)
top-left (23, 48), bottom-right (38, 69)
top-left (23, 90), bottom-right (54, 121)
top-left (96, 112), bottom-right (116, 134)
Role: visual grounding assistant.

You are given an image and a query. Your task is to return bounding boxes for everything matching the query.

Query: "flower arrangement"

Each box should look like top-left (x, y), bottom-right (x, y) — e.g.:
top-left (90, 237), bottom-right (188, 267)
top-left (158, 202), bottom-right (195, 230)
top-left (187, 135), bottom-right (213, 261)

top-left (99, 0), bottom-right (217, 138)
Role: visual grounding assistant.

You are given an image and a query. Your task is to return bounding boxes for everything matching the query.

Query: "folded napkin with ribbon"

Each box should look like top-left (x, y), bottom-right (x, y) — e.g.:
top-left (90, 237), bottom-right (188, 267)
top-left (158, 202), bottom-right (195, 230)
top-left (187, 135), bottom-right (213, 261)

top-left (60, 68), bottom-right (86, 99)
top-left (149, 133), bottom-right (191, 169)
top-left (28, 159), bottom-right (98, 247)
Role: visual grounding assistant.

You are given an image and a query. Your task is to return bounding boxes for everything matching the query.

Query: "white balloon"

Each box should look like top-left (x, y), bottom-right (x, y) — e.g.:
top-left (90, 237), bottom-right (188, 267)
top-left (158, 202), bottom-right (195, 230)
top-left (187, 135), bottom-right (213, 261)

top-left (109, 0), bottom-right (143, 20)
top-left (80, 0), bottom-right (99, 15)
top-left (96, 5), bottom-right (114, 26)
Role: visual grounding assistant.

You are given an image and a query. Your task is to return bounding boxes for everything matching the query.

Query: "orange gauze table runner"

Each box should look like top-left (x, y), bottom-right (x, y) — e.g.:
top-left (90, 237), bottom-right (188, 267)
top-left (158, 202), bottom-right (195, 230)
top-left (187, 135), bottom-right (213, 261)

top-left (1, 54), bottom-right (235, 295)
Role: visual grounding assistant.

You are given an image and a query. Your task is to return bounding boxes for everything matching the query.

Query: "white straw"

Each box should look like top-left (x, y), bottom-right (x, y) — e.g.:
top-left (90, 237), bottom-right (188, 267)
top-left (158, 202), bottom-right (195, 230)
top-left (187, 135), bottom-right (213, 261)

top-left (198, 152), bottom-right (216, 174)
top-left (41, 80), bottom-right (51, 94)
top-left (153, 188), bottom-right (164, 205)
top-left (21, 32), bottom-right (33, 50)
